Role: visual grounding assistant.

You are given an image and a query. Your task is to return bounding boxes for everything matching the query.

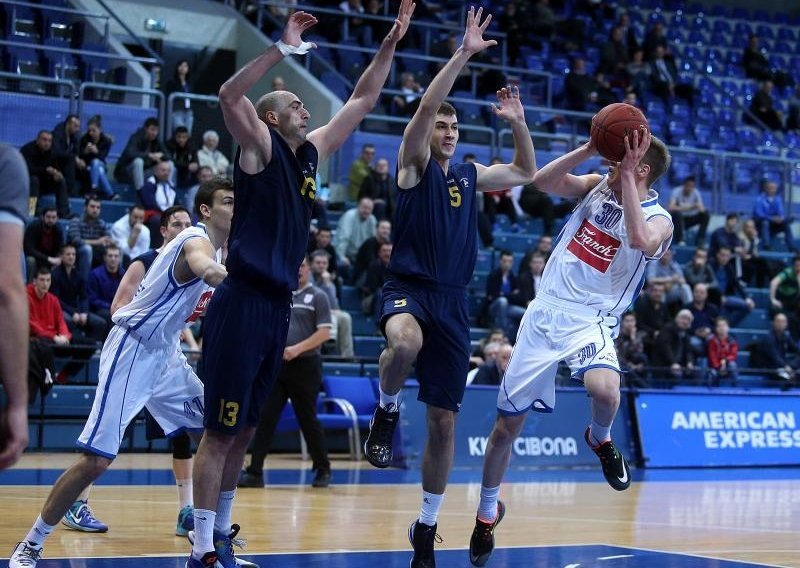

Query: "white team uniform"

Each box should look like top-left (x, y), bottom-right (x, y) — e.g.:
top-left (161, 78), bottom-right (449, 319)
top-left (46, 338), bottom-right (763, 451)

top-left (77, 225), bottom-right (220, 458)
top-left (498, 176), bottom-right (672, 415)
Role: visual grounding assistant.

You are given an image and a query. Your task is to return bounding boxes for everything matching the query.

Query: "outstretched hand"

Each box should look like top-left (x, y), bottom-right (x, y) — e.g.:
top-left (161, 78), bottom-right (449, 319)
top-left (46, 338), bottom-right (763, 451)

top-left (385, 0), bottom-right (416, 44)
top-left (281, 11), bottom-right (318, 49)
top-left (461, 6), bottom-right (497, 55)
top-left (492, 85), bottom-right (525, 124)
top-left (620, 127), bottom-right (650, 173)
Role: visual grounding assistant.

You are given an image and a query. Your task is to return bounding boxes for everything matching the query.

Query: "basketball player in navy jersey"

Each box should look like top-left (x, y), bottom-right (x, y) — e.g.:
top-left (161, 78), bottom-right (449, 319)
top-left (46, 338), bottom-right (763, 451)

top-left (362, 7), bottom-right (537, 567)
top-left (188, 4), bottom-right (415, 568)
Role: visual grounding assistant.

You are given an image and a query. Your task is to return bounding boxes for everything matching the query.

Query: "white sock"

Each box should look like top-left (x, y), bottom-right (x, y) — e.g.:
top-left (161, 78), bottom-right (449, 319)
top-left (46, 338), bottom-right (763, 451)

top-left (590, 420), bottom-right (612, 445)
top-left (379, 387), bottom-right (399, 410)
top-left (191, 508), bottom-right (216, 558)
top-left (24, 516), bottom-right (54, 547)
top-left (214, 490), bottom-right (235, 534)
top-left (176, 478), bottom-right (193, 509)
top-left (477, 485), bottom-right (500, 522)
top-left (418, 491), bottom-right (444, 527)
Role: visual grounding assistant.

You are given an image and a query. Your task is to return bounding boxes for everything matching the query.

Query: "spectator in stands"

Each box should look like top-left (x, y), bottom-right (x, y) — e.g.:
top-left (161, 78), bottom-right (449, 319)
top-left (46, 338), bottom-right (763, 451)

top-left (183, 165), bottom-right (213, 217)
top-left (650, 45), bottom-right (693, 103)
top-left (87, 243), bottom-right (124, 327)
top-left (787, 85), bottom-right (800, 132)
top-left (770, 256), bottom-right (800, 328)
top-left (334, 196), bottom-right (377, 273)
top-left (739, 218), bottom-right (774, 287)
top-left (710, 246), bottom-right (756, 326)
top-left (750, 80), bottom-right (785, 131)
top-left (166, 126), bottom-right (199, 189)
top-left (683, 248), bottom-right (719, 297)
top-left (625, 49), bottom-right (653, 102)
top-left (485, 250), bottom-right (526, 339)
top-left (21, 130), bottom-right (70, 218)
top-left (668, 176), bottom-right (709, 246)
top-left (23, 207), bottom-right (63, 278)
top-left (354, 218), bottom-right (391, 285)
top-left (616, 11), bottom-right (639, 58)
top-left (50, 244), bottom-right (105, 343)
top-left (757, 312), bottom-right (800, 383)
top-left (115, 117), bottom-right (172, 190)
top-left (742, 34), bottom-right (772, 81)
top-left (614, 312), bottom-right (650, 388)
top-left (646, 247), bottom-right (692, 309)
top-left (472, 343), bottom-right (512, 386)
top-left (79, 115), bottom-right (116, 200)
top-left (497, 1), bottom-right (525, 66)
top-left (196, 130), bottom-right (230, 176)
top-left (338, 0), bottom-right (369, 45)
top-left (685, 282), bottom-right (719, 356)
top-left (709, 212), bottom-right (744, 259)
top-left (565, 58), bottom-right (605, 112)
top-left (347, 144), bottom-right (375, 200)
top-left (361, 241), bottom-right (392, 316)
top-left (518, 182), bottom-right (570, 236)
top-left (707, 317), bottom-right (739, 387)
top-left (52, 114), bottom-right (85, 196)
top-left (651, 309), bottom-right (697, 383)
top-left (359, 158), bottom-right (396, 220)
top-left (392, 72), bottom-right (425, 117)
top-left (754, 180), bottom-right (795, 251)
top-left (463, 152), bottom-right (494, 248)
top-left (165, 59), bottom-right (194, 135)
top-left (110, 204), bottom-right (150, 265)
top-left (519, 235), bottom-right (554, 274)
top-left (308, 226), bottom-right (339, 277)
top-left (634, 282), bottom-right (670, 340)
top-left (599, 26), bottom-right (629, 86)
top-left (516, 252), bottom-right (545, 307)
top-left (310, 250), bottom-right (354, 357)
top-left (140, 161), bottom-right (176, 248)
top-left (484, 157), bottom-right (520, 231)
top-left (68, 195), bottom-right (112, 284)
top-left (239, 256), bottom-right (332, 489)
top-left (642, 21), bottom-right (672, 61)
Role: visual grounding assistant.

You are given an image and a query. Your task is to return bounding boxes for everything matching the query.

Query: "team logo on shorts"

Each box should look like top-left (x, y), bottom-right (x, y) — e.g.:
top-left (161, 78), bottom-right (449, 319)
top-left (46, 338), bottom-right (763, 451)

top-left (394, 298), bottom-right (407, 308)
top-left (567, 219), bottom-right (621, 273)
top-left (186, 290), bottom-right (213, 323)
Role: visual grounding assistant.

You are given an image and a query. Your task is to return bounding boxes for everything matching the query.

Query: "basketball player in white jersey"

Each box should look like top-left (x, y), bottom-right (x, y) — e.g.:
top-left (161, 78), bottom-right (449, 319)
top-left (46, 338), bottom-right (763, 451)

top-left (467, 129), bottom-right (672, 567)
top-left (9, 178), bottom-right (233, 568)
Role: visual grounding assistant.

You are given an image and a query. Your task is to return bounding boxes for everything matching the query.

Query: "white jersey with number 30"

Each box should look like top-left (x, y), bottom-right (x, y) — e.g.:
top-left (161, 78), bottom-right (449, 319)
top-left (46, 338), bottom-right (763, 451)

top-left (537, 175), bottom-right (672, 318)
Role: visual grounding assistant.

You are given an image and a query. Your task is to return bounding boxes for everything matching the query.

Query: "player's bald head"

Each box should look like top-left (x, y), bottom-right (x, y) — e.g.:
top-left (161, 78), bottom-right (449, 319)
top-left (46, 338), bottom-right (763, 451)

top-left (255, 90), bottom-right (297, 121)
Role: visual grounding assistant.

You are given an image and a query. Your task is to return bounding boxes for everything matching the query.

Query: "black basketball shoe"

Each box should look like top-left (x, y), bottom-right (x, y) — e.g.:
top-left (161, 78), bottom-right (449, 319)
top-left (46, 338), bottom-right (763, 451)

top-left (469, 500), bottom-right (506, 567)
top-left (584, 427), bottom-right (631, 491)
top-left (408, 520), bottom-right (441, 568)
top-left (364, 403), bottom-right (399, 468)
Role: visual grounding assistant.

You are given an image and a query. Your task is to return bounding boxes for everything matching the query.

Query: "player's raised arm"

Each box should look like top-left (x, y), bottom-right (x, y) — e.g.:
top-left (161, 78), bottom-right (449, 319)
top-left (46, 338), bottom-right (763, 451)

top-left (218, 11), bottom-right (318, 167)
top-left (531, 140), bottom-right (603, 199)
top-left (620, 129), bottom-right (672, 257)
top-left (308, 0), bottom-right (415, 161)
top-left (474, 85), bottom-right (536, 191)
top-left (398, 6), bottom-right (496, 176)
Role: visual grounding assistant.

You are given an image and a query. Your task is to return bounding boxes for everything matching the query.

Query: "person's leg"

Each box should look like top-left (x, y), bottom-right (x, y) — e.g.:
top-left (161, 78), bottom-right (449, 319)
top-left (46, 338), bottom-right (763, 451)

top-left (671, 211), bottom-right (685, 243)
top-left (245, 371), bottom-right (290, 477)
top-left (335, 310), bottom-right (354, 358)
top-left (477, 413), bottom-right (527, 516)
top-left (286, 356), bottom-right (330, 474)
top-left (127, 158), bottom-right (145, 190)
top-left (96, 161), bottom-right (114, 198)
top-left (722, 296), bottom-right (750, 327)
top-left (488, 297), bottom-right (509, 334)
top-left (378, 313), bottom-right (424, 399)
top-left (781, 220), bottom-right (796, 251)
top-left (54, 178), bottom-right (71, 218)
top-left (695, 210), bottom-right (710, 245)
top-left (759, 218), bottom-right (772, 248)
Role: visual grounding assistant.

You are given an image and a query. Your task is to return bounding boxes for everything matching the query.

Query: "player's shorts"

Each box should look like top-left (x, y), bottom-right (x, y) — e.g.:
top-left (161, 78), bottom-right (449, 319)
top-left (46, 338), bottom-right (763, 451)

top-left (497, 293), bottom-right (622, 416)
top-left (202, 277), bottom-right (291, 434)
top-left (380, 278), bottom-right (471, 412)
top-left (76, 325), bottom-right (205, 459)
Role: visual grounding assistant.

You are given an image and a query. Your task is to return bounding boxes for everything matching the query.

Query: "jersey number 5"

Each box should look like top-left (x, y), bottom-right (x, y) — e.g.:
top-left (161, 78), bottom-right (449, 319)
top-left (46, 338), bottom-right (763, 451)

top-left (218, 399), bottom-right (239, 427)
top-left (448, 185), bottom-right (461, 208)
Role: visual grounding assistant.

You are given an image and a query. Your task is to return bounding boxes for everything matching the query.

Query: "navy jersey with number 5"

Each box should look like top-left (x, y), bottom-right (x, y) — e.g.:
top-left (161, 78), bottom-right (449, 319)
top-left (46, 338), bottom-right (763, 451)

top-left (388, 160), bottom-right (478, 288)
top-left (226, 128), bottom-right (318, 294)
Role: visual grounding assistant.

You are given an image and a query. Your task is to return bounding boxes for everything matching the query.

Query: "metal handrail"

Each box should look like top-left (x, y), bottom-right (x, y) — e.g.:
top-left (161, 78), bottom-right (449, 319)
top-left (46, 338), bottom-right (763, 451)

top-left (166, 92), bottom-right (221, 136)
top-left (0, 71), bottom-right (77, 109)
top-left (93, 0), bottom-right (163, 66)
top-left (0, 39), bottom-right (162, 66)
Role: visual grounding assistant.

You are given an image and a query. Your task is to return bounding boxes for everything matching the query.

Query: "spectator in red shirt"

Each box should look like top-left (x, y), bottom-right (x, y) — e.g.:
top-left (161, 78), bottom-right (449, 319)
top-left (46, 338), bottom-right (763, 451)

top-left (707, 317), bottom-right (739, 387)
top-left (28, 266), bottom-right (71, 345)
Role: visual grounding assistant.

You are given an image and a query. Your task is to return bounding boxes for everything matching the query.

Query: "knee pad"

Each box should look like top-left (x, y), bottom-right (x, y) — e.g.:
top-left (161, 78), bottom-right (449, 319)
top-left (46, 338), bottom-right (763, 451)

top-left (171, 432), bottom-right (193, 459)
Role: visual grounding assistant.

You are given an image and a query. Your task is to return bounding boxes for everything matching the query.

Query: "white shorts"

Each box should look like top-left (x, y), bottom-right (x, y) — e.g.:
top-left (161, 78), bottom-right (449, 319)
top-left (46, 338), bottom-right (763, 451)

top-left (497, 294), bottom-right (622, 415)
top-left (77, 325), bottom-right (205, 458)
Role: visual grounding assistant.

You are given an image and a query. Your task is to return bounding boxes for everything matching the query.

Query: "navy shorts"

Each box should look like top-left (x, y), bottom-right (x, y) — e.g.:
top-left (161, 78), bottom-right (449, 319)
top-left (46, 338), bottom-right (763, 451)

top-left (380, 279), bottom-right (471, 412)
top-left (202, 277), bottom-right (291, 434)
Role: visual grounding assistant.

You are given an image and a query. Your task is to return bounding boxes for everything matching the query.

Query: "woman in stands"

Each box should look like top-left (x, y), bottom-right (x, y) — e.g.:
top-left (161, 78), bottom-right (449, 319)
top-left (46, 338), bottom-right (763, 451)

top-left (78, 116), bottom-right (116, 201)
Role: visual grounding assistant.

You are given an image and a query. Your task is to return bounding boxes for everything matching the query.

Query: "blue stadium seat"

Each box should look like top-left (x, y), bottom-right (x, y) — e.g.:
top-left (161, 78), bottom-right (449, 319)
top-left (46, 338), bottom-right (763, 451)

top-left (44, 385), bottom-right (96, 417)
top-left (322, 375), bottom-right (377, 428)
top-left (353, 336), bottom-right (385, 358)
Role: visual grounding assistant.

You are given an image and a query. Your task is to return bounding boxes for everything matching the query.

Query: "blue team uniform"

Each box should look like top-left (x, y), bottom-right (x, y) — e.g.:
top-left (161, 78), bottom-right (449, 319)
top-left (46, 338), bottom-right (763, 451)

top-left (380, 160), bottom-right (478, 411)
top-left (203, 128), bottom-right (318, 434)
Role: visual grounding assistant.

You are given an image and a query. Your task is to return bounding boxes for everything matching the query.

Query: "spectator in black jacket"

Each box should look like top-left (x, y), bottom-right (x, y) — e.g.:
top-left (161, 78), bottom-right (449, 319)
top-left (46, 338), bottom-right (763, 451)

top-left (114, 117), bottom-right (172, 190)
top-left (51, 114), bottom-right (84, 196)
top-left (472, 343), bottom-right (512, 386)
top-left (709, 246), bottom-right (755, 326)
top-left (308, 226), bottom-right (338, 277)
top-left (166, 126), bottom-right (199, 189)
top-left (49, 244), bottom-right (106, 343)
top-left (358, 158), bottom-right (396, 220)
top-left (354, 219), bottom-right (391, 286)
top-left (634, 282), bottom-right (670, 340)
top-left (757, 313), bottom-right (800, 384)
top-left (20, 131), bottom-right (70, 218)
top-left (684, 282), bottom-right (719, 356)
top-left (743, 34), bottom-right (772, 81)
top-left (361, 241), bottom-right (392, 317)
top-left (79, 115), bottom-right (115, 200)
top-left (651, 309), bottom-right (697, 382)
top-left (515, 252), bottom-right (545, 308)
top-left (614, 312), bottom-right (650, 388)
top-left (485, 250), bottom-right (526, 339)
top-left (24, 207), bottom-right (63, 278)
top-left (139, 161), bottom-right (176, 248)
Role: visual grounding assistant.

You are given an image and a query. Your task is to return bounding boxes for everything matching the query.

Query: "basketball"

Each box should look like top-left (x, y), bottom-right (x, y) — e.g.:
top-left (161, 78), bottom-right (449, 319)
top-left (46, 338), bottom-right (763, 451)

top-left (590, 103), bottom-right (649, 162)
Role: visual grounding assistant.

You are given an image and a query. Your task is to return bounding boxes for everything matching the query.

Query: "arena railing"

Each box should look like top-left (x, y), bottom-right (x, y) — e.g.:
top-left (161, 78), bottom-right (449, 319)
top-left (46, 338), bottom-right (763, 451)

top-left (0, 71), bottom-right (77, 103)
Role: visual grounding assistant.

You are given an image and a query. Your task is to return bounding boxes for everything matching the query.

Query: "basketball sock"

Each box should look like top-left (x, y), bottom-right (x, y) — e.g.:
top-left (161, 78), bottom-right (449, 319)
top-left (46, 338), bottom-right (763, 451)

top-left (25, 516), bottom-right (54, 547)
top-left (379, 387), bottom-right (399, 410)
top-left (214, 490), bottom-right (235, 534)
top-left (177, 478), bottom-right (193, 509)
top-left (477, 485), bottom-right (501, 523)
top-left (191, 509), bottom-right (216, 558)
top-left (418, 491), bottom-right (444, 527)
top-left (590, 420), bottom-right (612, 445)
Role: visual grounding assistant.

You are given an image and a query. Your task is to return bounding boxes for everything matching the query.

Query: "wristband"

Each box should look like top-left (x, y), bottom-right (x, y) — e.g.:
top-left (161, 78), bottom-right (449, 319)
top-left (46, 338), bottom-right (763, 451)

top-left (275, 40), bottom-right (314, 56)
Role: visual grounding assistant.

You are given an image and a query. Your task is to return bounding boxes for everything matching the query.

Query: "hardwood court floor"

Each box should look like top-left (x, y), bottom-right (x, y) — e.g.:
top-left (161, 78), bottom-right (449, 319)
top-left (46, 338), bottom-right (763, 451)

top-left (1, 454), bottom-right (798, 567)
